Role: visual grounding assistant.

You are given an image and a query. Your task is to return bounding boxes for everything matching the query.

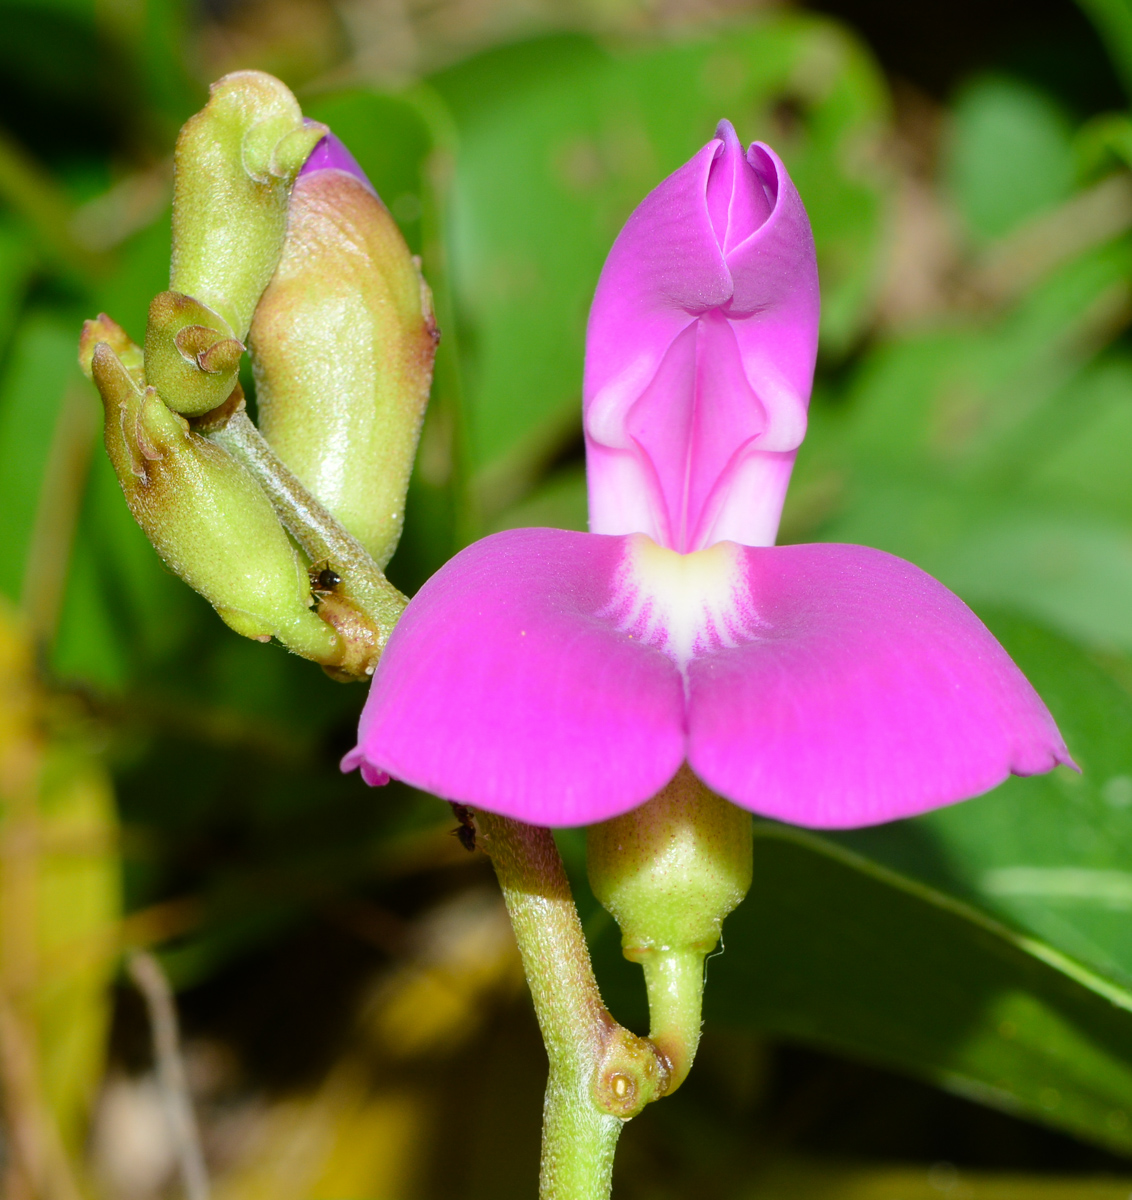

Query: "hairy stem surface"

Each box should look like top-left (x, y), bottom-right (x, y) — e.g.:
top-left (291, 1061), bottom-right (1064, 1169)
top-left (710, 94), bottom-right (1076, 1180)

top-left (477, 814), bottom-right (669, 1200)
top-left (212, 411), bottom-right (407, 673)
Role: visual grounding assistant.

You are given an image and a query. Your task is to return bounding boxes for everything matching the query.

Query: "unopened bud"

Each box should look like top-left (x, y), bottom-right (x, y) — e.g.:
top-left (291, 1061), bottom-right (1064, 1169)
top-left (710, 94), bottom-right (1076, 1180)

top-left (586, 766), bottom-right (752, 1093)
top-left (250, 132), bottom-right (437, 568)
top-left (86, 336), bottom-right (338, 661)
top-left (80, 314), bottom-right (144, 388)
top-left (145, 291), bottom-right (244, 416)
top-left (171, 70), bottom-right (326, 340)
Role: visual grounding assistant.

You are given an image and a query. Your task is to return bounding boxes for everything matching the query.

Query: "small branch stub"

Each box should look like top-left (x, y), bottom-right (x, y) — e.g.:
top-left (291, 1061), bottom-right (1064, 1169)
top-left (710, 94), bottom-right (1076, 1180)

top-left (591, 1020), bottom-right (669, 1119)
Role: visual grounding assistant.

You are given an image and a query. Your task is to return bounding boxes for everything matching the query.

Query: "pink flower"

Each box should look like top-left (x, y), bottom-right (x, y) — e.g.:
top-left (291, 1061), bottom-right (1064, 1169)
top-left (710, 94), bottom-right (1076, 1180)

top-left (584, 122), bottom-right (817, 551)
top-left (299, 128), bottom-right (379, 195)
top-left (342, 122), bottom-right (1071, 828)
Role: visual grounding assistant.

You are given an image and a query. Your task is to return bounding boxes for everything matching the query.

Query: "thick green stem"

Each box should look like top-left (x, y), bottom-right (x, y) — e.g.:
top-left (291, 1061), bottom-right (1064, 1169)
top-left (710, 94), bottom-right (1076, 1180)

top-left (476, 813), bottom-right (668, 1200)
top-left (211, 411), bottom-right (407, 675)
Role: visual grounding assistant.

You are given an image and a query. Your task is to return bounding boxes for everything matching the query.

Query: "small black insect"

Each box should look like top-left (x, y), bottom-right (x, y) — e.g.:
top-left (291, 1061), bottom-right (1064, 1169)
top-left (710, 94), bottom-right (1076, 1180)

top-left (450, 803), bottom-right (477, 852)
top-left (308, 561), bottom-right (342, 597)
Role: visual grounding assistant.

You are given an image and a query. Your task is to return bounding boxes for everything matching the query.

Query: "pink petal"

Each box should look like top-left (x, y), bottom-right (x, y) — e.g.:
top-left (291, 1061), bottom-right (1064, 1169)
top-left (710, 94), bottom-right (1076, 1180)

top-left (622, 313), bottom-right (769, 551)
top-left (344, 533), bottom-right (1070, 829)
top-left (682, 310), bottom-right (768, 549)
top-left (706, 120), bottom-right (774, 255)
top-left (340, 750), bottom-right (391, 788)
top-left (583, 137), bottom-right (729, 543)
top-left (583, 130), bottom-right (819, 551)
top-left (723, 143), bottom-right (817, 449)
top-left (704, 142), bottom-right (818, 549)
top-left (299, 127), bottom-right (379, 198)
top-left (686, 543), bottom-right (1074, 828)
top-left (346, 529), bottom-right (686, 825)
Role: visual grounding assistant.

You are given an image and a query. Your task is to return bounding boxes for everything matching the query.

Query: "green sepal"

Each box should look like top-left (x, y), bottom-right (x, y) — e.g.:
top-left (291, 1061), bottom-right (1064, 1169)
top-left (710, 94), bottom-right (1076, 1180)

top-left (587, 767), bottom-right (752, 957)
top-left (144, 290), bottom-right (244, 416)
top-left (79, 313), bottom-right (144, 388)
top-left (88, 337), bottom-right (338, 661)
top-left (170, 70), bottom-right (327, 339)
top-left (587, 766), bottom-right (753, 1091)
top-left (251, 165), bottom-right (437, 567)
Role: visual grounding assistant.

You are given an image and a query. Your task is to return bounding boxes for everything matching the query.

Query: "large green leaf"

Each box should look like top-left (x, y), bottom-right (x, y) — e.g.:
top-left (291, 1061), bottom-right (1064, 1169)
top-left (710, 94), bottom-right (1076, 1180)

top-left (832, 240), bottom-right (1132, 487)
top-left (585, 816), bottom-right (1132, 1155)
top-left (1078, 0), bottom-right (1132, 98)
top-left (711, 824), bottom-right (1132, 1155)
top-left (0, 312), bottom-right (83, 604)
top-left (742, 617), bottom-right (1132, 1151)
top-left (947, 77), bottom-right (1076, 243)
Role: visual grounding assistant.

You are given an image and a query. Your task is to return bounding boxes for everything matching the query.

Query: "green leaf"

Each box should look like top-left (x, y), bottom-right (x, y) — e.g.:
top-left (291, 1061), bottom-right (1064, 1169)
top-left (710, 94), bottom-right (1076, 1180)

top-left (1077, 0), bottom-right (1132, 100)
top-left (834, 240), bottom-right (1132, 486)
top-left (0, 218), bottom-right (35, 355)
top-left (816, 479), bottom-right (1132, 655)
top-left (947, 77), bottom-right (1076, 242)
top-left (733, 616), bottom-right (1132, 1153)
top-left (34, 739), bottom-right (121, 1154)
top-left (1028, 355), bottom-right (1132, 524)
top-left (708, 823), bottom-right (1132, 1155)
top-left (487, 466), bottom-right (588, 534)
top-left (0, 312), bottom-right (84, 605)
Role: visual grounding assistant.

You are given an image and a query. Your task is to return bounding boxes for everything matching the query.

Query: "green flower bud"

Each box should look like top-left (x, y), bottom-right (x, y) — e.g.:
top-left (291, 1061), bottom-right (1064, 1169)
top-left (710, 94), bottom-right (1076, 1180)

top-left (170, 70), bottom-right (326, 340)
top-left (83, 332), bottom-right (338, 661)
top-left (250, 147), bottom-right (437, 568)
top-left (586, 766), bottom-right (753, 1093)
top-left (79, 313), bottom-right (144, 388)
top-left (144, 291), bottom-right (245, 417)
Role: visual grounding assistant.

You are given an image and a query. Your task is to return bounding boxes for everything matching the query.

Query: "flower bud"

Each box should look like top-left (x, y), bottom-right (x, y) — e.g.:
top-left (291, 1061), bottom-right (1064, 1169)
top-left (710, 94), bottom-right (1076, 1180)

top-left (250, 132), bottom-right (437, 568)
top-left (82, 328), bottom-right (338, 661)
top-left (144, 291), bottom-right (245, 416)
top-left (586, 765), bottom-right (752, 1092)
top-left (79, 313), bottom-right (144, 387)
top-left (170, 70), bottom-right (327, 341)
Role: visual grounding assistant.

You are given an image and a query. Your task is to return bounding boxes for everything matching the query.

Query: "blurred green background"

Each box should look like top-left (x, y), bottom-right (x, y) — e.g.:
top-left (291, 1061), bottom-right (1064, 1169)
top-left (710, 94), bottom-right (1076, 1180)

top-left (8, 0), bottom-right (1132, 1196)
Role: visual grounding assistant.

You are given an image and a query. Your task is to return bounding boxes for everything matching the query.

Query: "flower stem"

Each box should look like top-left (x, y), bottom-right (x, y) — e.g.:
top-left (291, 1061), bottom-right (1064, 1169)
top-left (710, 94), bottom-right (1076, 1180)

top-left (586, 767), bottom-right (753, 1096)
top-left (639, 949), bottom-right (705, 1093)
top-left (476, 813), bottom-right (669, 1200)
top-left (211, 410), bottom-right (407, 676)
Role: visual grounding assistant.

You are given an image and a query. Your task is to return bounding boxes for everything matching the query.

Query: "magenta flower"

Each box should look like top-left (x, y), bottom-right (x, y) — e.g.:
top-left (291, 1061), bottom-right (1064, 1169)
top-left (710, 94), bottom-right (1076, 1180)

top-left (342, 121), bottom-right (1072, 828)
top-left (299, 128), bottom-right (379, 194)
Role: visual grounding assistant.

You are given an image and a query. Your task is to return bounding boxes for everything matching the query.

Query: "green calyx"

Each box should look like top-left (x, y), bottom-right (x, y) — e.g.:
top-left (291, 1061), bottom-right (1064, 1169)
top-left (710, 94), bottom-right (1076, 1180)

top-left (250, 165), bottom-right (438, 568)
top-left (170, 70), bottom-right (326, 340)
top-left (145, 290), bottom-right (244, 416)
top-left (80, 313), bottom-right (144, 388)
top-left (83, 331), bottom-right (338, 663)
top-left (586, 766), bottom-right (753, 1093)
